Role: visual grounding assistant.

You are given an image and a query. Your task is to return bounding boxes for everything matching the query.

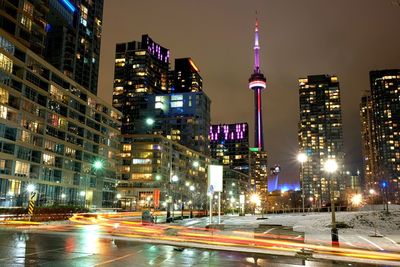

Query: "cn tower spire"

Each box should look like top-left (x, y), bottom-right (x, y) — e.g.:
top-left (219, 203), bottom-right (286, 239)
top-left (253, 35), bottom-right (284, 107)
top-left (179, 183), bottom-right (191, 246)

top-left (248, 16), bottom-right (267, 151)
top-left (254, 17), bottom-right (260, 73)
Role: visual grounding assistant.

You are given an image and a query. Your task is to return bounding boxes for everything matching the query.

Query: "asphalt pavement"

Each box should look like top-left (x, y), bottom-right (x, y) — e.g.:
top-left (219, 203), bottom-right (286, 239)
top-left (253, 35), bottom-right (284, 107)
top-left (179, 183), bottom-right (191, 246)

top-left (0, 228), bottom-right (382, 267)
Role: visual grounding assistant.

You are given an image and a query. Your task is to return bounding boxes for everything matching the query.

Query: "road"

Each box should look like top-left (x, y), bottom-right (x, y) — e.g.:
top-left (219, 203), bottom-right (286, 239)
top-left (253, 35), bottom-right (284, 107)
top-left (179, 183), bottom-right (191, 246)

top-left (0, 228), bottom-right (382, 267)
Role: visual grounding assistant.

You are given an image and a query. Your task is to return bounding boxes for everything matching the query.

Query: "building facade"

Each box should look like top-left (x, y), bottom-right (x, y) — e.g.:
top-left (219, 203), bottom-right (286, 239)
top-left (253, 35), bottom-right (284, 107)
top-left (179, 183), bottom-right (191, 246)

top-left (366, 70), bottom-right (400, 202)
top-left (360, 91), bottom-right (377, 191)
top-left (113, 35), bottom-right (170, 134)
top-left (298, 75), bottom-right (345, 205)
top-left (117, 134), bottom-right (212, 211)
top-left (172, 58), bottom-right (202, 93)
top-left (0, 29), bottom-right (121, 208)
top-left (209, 123), bottom-right (249, 173)
top-left (0, 0), bottom-right (104, 95)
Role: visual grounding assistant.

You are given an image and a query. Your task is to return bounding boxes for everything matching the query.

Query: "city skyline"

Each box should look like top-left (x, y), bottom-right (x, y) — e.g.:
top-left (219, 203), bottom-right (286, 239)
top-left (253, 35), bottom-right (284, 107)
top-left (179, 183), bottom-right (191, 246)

top-left (98, 0), bottom-right (400, 184)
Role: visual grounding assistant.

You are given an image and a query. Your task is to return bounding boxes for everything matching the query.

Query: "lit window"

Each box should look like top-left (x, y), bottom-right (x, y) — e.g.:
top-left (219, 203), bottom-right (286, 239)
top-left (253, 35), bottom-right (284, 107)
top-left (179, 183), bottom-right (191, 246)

top-left (0, 53), bottom-right (13, 73)
top-left (15, 161), bottom-right (29, 176)
top-left (0, 87), bottom-right (8, 104)
top-left (20, 15), bottom-right (32, 31)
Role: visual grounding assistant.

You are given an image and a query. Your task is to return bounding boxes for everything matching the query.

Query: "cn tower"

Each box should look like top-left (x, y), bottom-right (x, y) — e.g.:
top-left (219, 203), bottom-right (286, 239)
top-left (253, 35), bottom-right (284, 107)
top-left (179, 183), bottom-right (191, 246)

top-left (248, 18), bottom-right (267, 150)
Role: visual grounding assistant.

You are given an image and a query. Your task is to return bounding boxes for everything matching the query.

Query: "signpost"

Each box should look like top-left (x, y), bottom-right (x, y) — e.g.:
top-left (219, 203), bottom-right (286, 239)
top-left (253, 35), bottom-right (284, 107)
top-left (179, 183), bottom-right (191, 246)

top-left (208, 165), bottom-right (223, 224)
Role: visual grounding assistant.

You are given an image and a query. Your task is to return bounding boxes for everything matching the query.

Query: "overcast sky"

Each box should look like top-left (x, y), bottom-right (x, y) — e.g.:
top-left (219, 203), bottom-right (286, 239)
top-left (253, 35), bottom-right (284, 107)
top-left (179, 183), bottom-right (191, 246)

top-left (98, 0), bottom-right (400, 185)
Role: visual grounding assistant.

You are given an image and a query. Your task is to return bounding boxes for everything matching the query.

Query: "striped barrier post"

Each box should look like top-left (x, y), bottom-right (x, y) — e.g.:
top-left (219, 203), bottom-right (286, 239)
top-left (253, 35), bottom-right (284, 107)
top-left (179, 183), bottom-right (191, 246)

top-left (28, 191), bottom-right (38, 220)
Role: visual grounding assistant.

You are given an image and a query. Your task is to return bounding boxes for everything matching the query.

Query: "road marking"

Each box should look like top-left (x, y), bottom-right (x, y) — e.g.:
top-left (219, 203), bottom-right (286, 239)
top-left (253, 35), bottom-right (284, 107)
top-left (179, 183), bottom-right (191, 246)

top-left (358, 236), bottom-right (384, 251)
top-left (0, 246), bottom-right (72, 261)
top-left (340, 236), bottom-right (357, 247)
top-left (93, 252), bottom-right (136, 266)
top-left (383, 236), bottom-right (400, 247)
top-left (263, 228), bottom-right (275, 234)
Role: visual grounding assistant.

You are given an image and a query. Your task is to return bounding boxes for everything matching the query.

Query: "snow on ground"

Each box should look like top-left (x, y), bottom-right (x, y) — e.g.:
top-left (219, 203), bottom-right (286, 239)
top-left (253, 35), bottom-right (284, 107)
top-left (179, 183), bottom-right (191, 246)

top-left (222, 205), bottom-right (400, 236)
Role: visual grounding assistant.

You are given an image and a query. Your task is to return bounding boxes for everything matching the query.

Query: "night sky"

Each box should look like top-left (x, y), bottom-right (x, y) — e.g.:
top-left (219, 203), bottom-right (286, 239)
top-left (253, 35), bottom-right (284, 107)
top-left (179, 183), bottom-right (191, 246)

top-left (98, 0), bottom-right (400, 185)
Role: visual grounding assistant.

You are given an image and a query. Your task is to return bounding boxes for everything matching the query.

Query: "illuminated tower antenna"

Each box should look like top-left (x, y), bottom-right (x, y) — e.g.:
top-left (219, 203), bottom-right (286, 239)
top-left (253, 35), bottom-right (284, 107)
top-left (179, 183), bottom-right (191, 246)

top-left (248, 16), bottom-right (267, 150)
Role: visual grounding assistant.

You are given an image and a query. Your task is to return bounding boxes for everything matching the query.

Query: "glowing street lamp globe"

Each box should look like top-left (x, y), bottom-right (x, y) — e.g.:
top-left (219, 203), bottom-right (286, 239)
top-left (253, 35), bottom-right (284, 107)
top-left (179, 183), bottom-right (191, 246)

top-left (324, 159), bottom-right (338, 173)
top-left (93, 160), bottom-right (103, 170)
top-left (250, 194), bottom-right (260, 205)
top-left (297, 153), bottom-right (307, 163)
top-left (146, 118), bottom-right (155, 126)
top-left (26, 184), bottom-right (35, 193)
top-left (171, 175), bottom-right (179, 183)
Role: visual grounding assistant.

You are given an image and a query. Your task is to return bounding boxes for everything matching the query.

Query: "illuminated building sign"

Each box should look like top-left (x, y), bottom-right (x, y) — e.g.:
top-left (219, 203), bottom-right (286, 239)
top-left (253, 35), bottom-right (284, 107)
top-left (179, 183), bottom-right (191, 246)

top-left (142, 35), bottom-right (170, 64)
top-left (209, 123), bottom-right (247, 141)
top-left (59, 0), bottom-right (76, 13)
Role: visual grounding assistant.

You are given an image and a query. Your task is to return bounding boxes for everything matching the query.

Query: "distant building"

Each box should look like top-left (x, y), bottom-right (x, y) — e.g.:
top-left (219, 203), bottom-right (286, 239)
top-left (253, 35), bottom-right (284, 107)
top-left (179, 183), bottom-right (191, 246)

top-left (363, 70), bottom-right (400, 202)
top-left (121, 91), bottom-right (210, 155)
top-left (172, 58), bottom-right (202, 93)
top-left (209, 123), bottom-right (249, 173)
top-left (298, 75), bottom-right (345, 205)
top-left (117, 134), bottom-right (212, 211)
top-left (113, 35), bottom-right (170, 133)
top-left (360, 91), bottom-right (378, 191)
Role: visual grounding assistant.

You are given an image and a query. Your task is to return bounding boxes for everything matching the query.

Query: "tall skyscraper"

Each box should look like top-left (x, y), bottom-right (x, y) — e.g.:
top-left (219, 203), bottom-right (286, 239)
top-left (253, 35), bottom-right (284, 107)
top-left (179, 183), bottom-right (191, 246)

top-left (360, 91), bottom-right (377, 191)
top-left (298, 75), bottom-right (345, 205)
top-left (113, 35), bottom-right (170, 134)
top-left (247, 18), bottom-right (268, 201)
top-left (366, 70), bottom-right (400, 202)
top-left (0, 0), bottom-right (104, 95)
top-left (172, 58), bottom-right (202, 93)
top-left (209, 123), bottom-right (249, 173)
top-left (45, 0), bottom-right (104, 95)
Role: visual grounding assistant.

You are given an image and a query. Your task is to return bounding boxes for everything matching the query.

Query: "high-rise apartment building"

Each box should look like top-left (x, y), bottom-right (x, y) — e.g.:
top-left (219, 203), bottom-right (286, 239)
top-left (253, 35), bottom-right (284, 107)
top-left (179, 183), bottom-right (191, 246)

top-left (0, 29), bottom-right (121, 208)
top-left (171, 58), bottom-right (202, 93)
top-left (360, 91), bottom-right (377, 191)
top-left (209, 123), bottom-right (249, 173)
top-left (46, 0), bottom-right (104, 95)
top-left (366, 70), bottom-right (400, 202)
top-left (113, 35), bottom-right (169, 133)
top-left (0, 0), bottom-right (104, 95)
top-left (127, 91), bottom-right (210, 155)
top-left (298, 75), bottom-right (345, 205)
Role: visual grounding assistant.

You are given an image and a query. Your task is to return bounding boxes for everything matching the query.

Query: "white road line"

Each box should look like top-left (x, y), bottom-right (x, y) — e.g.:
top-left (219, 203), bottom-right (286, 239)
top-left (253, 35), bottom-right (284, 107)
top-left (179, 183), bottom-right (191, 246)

top-left (340, 236), bottom-right (357, 247)
top-left (358, 235), bottom-right (385, 251)
top-left (263, 228), bottom-right (275, 234)
top-left (383, 236), bottom-right (400, 247)
top-left (93, 252), bottom-right (136, 266)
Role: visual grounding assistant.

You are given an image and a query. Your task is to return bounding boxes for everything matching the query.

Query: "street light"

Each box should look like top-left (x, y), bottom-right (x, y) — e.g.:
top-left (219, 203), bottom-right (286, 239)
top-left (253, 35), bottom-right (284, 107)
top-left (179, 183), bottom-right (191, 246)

top-left (192, 161), bottom-right (199, 168)
top-left (297, 152), bottom-right (307, 214)
top-left (250, 193), bottom-right (260, 215)
top-left (351, 194), bottom-right (362, 207)
top-left (146, 118), bottom-right (155, 126)
top-left (26, 184), bottom-right (36, 193)
top-left (324, 158), bottom-right (339, 246)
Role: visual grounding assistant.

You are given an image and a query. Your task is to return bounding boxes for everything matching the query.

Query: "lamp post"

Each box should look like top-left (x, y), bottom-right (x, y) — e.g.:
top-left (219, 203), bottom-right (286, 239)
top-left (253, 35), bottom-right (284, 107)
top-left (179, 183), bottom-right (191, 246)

top-left (169, 174), bottom-right (179, 221)
top-left (189, 185), bottom-right (195, 218)
top-left (324, 158), bottom-right (339, 246)
top-left (297, 152), bottom-right (307, 214)
top-left (92, 160), bottom-right (103, 208)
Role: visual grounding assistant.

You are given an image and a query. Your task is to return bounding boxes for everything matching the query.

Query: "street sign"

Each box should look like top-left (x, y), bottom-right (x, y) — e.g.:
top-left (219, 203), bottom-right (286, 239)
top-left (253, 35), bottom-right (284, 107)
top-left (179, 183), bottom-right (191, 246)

top-left (208, 185), bottom-right (214, 195)
top-left (208, 165), bottom-right (223, 192)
